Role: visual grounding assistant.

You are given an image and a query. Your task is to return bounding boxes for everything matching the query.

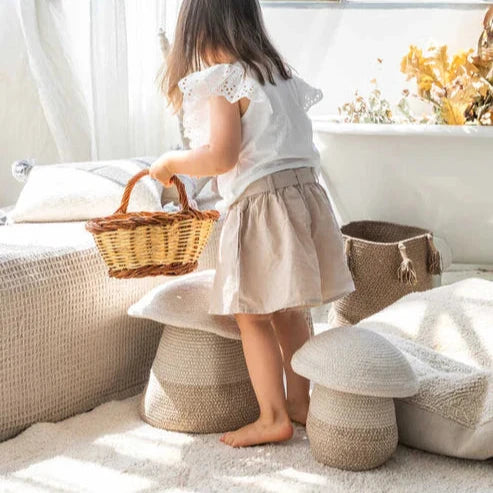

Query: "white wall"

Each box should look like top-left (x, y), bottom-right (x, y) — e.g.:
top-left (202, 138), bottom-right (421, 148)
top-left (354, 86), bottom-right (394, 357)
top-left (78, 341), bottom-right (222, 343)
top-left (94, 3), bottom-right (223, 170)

top-left (0, 2), bottom-right (488, 207)
top-left (262, 4), bottom-right (486, 117)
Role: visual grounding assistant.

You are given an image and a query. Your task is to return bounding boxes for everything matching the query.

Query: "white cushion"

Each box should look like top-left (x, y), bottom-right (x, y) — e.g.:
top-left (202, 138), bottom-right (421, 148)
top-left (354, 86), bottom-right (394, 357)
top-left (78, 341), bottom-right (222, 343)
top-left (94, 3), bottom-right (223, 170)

top-left (10, 158), bottom-right (163, 222)
top-left (358, 278), bottom-right (493, 460)
top-left (193, 178), bottom-right (221, 211)
top-left (162, 175), bottom-right (212, 208)
top-left (127, 269), bottom-right (240, 340)
top-left (291, 326), bottom-right (418, 398)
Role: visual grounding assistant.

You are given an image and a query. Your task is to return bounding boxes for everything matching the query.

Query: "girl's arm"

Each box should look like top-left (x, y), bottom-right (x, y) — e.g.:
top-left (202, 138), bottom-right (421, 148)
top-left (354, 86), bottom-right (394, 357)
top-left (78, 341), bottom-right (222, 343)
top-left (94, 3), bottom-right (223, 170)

top-left (149, 95), bottom-right (242, 186)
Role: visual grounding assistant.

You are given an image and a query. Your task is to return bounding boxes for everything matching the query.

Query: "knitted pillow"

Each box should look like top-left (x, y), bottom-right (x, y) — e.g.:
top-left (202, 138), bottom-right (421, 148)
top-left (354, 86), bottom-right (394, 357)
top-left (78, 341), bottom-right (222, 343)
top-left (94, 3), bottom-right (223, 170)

top-left (161, 175), bottom-right (211, 208)
top-left (127, 269), bottom-right (240, 340)
top-left (10, 157), bottom-right (163, 222)
top-left (358, 278), bottom-right (493, 460)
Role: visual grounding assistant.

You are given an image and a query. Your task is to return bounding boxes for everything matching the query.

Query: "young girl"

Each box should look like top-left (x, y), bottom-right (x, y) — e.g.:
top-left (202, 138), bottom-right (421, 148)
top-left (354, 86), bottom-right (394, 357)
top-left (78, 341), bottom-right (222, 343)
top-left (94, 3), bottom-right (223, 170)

top-left (149, 0), bottom-right (355, 448)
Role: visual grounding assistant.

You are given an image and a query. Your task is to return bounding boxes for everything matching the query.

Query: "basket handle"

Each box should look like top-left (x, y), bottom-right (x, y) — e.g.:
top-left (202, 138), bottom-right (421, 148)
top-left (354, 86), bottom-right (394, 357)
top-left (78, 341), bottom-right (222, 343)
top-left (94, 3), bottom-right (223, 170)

top-left (344, 237), bottom-right (355, 277)
top-left (426, 233), bottom-right (442, 275)
top-left (114, 168), bottom-right (190, 214)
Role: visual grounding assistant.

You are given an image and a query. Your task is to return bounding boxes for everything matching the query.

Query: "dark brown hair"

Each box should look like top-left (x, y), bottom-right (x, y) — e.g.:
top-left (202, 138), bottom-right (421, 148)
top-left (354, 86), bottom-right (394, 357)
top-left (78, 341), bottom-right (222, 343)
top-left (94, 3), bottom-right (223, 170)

top-left (157, 0), bottom-right (292, 112)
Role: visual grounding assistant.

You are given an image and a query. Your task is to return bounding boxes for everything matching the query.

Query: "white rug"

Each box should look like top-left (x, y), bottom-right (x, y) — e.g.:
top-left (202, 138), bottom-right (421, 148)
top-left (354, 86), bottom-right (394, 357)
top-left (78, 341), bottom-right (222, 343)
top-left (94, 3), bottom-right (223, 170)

top-left (1, 395), bottom-right (492, 493)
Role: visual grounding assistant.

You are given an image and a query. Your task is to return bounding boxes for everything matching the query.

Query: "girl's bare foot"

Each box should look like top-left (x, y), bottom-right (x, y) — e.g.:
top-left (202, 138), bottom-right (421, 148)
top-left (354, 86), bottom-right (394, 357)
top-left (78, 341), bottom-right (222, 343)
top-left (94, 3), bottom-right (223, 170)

top-left (287, 399), bottom-right (310, 425)
top-left (220, 416), bottom-right (294, 447)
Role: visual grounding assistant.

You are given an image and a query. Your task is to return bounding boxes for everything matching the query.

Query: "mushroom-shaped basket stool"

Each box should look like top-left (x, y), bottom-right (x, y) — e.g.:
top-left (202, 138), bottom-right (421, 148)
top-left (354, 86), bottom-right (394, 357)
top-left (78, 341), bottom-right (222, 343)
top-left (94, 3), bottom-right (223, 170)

top-left (292, 326), bottom-right (418, 471)
top-left (140, 324), bottom-right (258, 433)
top-left (128, 270), bottom-right (313, 433)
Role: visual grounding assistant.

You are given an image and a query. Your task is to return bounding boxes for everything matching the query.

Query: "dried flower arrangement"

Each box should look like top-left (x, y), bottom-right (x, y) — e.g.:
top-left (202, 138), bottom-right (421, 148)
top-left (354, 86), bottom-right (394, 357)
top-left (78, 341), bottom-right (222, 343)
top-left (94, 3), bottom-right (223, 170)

top-left (339, 7), bottom-right (493, 126)
top-left (401, 43), bottom-right (492, 125)
top-left (338, 81), bottom-right (433, 124)
top-left (338, 83), bottom-right (394, 124)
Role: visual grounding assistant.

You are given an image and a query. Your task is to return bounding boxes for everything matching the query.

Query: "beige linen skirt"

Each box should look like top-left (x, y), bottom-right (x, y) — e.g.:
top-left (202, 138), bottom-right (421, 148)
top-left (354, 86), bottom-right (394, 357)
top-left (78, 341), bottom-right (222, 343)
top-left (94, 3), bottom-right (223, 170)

top-left (208, 166), bottom-right (355, 315)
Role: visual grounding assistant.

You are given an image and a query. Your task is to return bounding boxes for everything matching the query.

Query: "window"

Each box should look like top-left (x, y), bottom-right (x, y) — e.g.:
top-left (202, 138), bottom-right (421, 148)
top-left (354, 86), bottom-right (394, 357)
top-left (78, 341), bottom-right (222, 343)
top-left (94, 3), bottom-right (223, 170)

top-left (262, 0), bottom-right (492, 5)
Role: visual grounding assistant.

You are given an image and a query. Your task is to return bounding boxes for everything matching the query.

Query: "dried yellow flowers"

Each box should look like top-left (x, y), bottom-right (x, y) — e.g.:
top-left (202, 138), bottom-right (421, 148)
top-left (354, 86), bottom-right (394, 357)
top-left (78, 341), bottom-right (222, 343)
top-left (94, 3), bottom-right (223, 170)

top-left (401, 44), bottom-right (492, 125)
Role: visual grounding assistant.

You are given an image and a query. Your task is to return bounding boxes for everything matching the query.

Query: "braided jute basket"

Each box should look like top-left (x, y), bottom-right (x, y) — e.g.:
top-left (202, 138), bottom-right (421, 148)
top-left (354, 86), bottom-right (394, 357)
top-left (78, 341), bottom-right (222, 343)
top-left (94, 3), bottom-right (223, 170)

top-left (330, 220), bottom-right (442, 327)
top-left (307, 385), bottom-right (398, 471)
top-left (140, 325), bottom-right (260, 433)
top-left (85, 169), bottom-right (220, 278)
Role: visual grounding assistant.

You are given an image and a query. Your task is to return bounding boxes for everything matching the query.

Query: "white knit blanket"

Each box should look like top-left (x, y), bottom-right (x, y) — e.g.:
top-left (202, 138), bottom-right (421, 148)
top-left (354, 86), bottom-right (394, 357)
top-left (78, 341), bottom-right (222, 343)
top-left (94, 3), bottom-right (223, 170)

top-left (359, 278), bottom-right (493, 459)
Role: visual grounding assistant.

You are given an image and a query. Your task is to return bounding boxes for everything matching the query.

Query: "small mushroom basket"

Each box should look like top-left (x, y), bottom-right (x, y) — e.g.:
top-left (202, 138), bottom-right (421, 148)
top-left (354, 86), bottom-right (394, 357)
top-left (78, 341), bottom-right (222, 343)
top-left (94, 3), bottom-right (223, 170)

top-left (292, 326), bottom-right (418, 471)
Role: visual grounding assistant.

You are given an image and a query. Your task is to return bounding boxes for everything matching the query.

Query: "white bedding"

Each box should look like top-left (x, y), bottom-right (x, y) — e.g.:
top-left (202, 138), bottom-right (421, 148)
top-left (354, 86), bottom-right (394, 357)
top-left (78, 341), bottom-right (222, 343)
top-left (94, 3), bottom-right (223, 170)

top-left (0, 220), bottom-right (94, 256)
top-left (359, 278), bottom-right (493, 460)
top-left (0, 183), bottom-right (223, 441)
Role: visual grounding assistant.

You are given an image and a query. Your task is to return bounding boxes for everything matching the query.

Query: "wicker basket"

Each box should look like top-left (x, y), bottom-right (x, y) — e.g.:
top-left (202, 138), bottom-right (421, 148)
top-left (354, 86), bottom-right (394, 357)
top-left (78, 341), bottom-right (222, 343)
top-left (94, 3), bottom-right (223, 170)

top-left (85, 169), bottom-right (220, 278)
top-left (330, 220), bottom-right (442, 327)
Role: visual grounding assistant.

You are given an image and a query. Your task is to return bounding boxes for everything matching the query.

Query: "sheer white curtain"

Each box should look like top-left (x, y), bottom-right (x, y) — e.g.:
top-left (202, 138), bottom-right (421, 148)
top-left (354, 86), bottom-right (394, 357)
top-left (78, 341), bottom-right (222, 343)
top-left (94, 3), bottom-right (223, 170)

top-left (14, 0), bottom-right (182, 163)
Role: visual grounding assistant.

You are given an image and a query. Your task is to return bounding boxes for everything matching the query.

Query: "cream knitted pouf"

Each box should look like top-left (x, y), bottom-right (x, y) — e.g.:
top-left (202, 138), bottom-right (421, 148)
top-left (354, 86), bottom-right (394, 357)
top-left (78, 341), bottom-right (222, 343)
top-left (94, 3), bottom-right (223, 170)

top-left (292, 326), bottom-right (418, 471)
top-left (140, 324), bottom-right (260, 433)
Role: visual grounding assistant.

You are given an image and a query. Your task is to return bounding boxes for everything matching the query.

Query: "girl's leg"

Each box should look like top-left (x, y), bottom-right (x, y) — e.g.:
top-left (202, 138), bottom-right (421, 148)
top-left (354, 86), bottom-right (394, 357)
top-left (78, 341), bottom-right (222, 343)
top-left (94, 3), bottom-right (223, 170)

top-left (220, 312), bottom-right (293, 447)
top-left (271, 309), bottom-right (311, 425)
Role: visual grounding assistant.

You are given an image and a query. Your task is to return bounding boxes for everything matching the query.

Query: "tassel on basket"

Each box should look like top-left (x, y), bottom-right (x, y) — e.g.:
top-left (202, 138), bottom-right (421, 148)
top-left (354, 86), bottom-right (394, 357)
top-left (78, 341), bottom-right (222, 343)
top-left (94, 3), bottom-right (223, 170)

top-left (397, 242), bottom-right (418, 286)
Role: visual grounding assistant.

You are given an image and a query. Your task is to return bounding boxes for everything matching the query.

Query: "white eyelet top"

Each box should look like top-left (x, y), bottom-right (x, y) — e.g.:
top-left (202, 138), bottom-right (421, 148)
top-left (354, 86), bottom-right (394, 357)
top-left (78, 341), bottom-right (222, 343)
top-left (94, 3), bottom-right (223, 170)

top-left (178, 61), bottom-right (323, 211)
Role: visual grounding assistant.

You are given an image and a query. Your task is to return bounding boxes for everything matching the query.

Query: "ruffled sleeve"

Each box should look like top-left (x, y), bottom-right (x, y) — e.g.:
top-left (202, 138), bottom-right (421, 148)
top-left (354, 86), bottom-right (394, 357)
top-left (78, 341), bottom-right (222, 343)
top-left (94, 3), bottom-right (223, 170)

top-left (178, 62), bottom-right (269, 148)
top-left (293, 75), bottom-right (323, 112)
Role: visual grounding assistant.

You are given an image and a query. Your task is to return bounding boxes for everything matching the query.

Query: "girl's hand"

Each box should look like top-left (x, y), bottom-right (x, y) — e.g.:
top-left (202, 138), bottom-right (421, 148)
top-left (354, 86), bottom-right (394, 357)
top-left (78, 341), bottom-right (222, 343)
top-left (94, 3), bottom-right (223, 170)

top-left (149, 156), bottom-right (174, 187)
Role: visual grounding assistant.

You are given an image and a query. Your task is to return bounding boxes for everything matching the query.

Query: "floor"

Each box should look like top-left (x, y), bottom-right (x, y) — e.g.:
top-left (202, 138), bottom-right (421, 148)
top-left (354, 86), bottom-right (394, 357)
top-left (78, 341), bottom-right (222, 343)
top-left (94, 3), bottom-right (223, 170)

top-left (1, 264), bottom-right (492, 492)
top-left (1, 395), bottom-right (492, 493)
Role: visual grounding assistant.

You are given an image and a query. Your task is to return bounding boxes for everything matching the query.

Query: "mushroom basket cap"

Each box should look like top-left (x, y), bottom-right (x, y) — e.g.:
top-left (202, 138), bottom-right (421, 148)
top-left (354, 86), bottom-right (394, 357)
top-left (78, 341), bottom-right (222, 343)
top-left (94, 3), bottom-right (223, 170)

top-left (127, 269), bottom-right (241, 340)
top-left (291, 326), bottom-right (418, 398)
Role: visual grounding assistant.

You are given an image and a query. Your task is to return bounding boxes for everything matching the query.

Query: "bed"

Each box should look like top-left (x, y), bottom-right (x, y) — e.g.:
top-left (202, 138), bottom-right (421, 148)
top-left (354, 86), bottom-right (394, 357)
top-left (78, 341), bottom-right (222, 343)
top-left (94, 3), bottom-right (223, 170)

top-left (0, 184), bottom-right (222, 442)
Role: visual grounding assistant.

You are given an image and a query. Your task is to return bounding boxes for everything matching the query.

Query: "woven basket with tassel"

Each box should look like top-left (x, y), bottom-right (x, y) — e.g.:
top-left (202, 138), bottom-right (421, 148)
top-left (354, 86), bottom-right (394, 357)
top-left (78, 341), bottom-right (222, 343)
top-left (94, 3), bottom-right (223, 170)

top-left (330, 220), bottom-right (441, 327)
top-left (85, 169), bottom-right (220, 278)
